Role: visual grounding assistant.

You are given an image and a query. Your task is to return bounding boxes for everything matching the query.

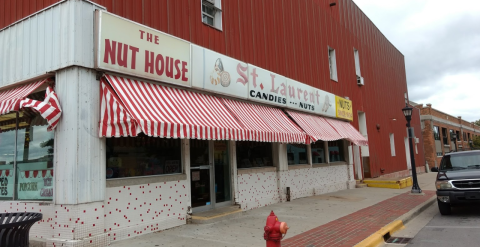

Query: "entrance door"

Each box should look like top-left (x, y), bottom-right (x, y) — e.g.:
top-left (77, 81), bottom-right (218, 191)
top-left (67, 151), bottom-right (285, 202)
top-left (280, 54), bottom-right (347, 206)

top-left (190, 140), bottom-right (231, 212)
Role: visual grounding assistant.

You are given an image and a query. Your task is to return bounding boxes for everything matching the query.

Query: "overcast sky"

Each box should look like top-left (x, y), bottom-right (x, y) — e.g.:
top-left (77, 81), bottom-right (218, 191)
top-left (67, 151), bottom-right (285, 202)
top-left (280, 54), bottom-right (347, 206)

top-left (353, 0), bottom-right (480, 122)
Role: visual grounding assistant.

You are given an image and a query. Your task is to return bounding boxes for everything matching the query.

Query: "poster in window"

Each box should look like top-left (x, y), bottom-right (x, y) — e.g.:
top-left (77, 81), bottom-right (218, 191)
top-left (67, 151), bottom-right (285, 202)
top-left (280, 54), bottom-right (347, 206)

top-left (192, 171), bottom-right (200, 181)
top-left (17, 169), bottom-right (53, 200)
top-left (0, 168), bottom-right (13, 198)
top-left (164, 160), bottom-right (181, 174)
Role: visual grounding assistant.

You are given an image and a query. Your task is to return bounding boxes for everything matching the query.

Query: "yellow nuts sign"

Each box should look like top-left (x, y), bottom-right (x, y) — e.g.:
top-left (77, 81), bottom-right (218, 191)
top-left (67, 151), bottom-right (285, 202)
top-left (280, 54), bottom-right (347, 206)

top-left (335, 96), bottom-right (353, 121)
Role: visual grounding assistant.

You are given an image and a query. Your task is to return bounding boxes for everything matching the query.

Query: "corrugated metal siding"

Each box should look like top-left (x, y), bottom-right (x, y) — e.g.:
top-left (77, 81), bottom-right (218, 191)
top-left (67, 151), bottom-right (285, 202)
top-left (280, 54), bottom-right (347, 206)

top-left (0, 0), bottom-right (104, 87)
top-left (55, 67), bottom-right (105, 204)
top-left (1, 0), bottom-right (419, 177)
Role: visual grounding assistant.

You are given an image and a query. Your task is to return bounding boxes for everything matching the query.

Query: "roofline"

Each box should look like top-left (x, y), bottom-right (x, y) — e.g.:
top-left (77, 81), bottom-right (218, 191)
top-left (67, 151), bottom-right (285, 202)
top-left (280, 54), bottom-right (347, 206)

top-left (0, 0), bottom-right (106, 32)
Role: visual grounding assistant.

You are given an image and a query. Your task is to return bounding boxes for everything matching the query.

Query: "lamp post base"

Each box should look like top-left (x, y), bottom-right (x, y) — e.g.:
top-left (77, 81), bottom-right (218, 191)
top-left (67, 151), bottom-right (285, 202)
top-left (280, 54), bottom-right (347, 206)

top-left (411, 188), bottom-right (422, 194)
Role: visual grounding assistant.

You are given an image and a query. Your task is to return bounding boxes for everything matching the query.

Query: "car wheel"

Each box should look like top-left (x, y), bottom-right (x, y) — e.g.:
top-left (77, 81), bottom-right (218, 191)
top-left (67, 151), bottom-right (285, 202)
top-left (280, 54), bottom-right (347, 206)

top-left (438, 200), bottom-right (451, 215)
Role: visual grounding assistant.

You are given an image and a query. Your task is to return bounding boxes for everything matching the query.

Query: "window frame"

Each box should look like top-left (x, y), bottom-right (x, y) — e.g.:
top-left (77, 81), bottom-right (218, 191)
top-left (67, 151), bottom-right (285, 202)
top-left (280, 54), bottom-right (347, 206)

top-left (201, 0), bottom-right (223, 31)
top-left (353, 48), bottom-right (361, 77)
top-left (328, 47), bottom-right (338, 81)
top-left (390, 133), bottom-right (396, 156)
top-left (0, 100), bottom-right (55, 202)
top-left (433, 126), bottom-right (440, 140)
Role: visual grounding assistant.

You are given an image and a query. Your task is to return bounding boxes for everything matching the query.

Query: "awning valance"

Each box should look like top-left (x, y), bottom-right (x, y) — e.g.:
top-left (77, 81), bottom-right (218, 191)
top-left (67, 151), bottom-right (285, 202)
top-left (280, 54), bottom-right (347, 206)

top-left (286, 110), bottom-right (343, 143)
top-left (222, 99), bottom-right (308, 143)
top-left (101, 74), bottom-right (247, 140)
top-left (324, 118), bottom-right (368, 146)
top-left (0, 79), bottom-right (62, 131)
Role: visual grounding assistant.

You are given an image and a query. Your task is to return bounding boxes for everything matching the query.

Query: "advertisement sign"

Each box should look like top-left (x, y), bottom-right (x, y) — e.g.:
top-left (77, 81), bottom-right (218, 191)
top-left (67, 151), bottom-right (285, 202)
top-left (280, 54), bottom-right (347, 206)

top-left (0, 168), bottom-right (13, 198)
top-left (247, 64), bottom-right (287, 107)
top-left (17, 169), bottom-right (53, 200)
top-left (191, 45), bottom-right (249, 98)
top-left (286, 79), bottom-right (336, 118)
top-left (335, 96), bottom-right (353, 121)
top-left (95, 11), bottom-right (191, 87)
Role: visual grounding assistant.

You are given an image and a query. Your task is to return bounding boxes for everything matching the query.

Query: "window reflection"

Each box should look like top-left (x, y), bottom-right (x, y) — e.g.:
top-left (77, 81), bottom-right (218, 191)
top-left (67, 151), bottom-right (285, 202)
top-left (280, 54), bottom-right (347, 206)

top-left (0, 112), bottom-right (17, 200)
top-left (328, 140), bottom-right (345, 162)
top-left (287, 144), bottom-right (307, 165)
top-left (106, 135), bottom-right (182, 179)
top-left (311, 141), bottom-right (325, 164)
top-left (236, 141), bottom-right (273, 168)
top-left (16, 109), bottom-right (54, 200)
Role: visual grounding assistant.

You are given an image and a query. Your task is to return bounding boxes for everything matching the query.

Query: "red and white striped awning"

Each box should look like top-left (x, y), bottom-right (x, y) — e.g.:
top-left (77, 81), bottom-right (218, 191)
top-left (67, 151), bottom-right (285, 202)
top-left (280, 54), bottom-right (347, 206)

top-left (325, 117), bottom-right (368, 146)
top-left (100, 79), bottom-right (141, 137)
top-left (286, 110), bottom-right (343, 143)
top-left (222, 99), bottom-right (308, 143)
top-left (101, 74), bottom-right (247, 140)
top-left (0, 79), bottom-right (62, 131)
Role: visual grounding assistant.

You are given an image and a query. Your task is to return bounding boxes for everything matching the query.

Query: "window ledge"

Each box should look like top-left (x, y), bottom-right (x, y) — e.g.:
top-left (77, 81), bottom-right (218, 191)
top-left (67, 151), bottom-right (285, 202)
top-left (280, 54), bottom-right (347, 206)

top-left (202, 22), bottom-right (223, 32)
top-left (288, 164), bottom-right (311, 170)
top-left (329, 161), bottom-right (348, 167)
top-left (237, 166), bottom-right (276, 175)
top-left (106, 174), bottom-right (186, 188)
top-left (312, 163), bottom-right (329, 168)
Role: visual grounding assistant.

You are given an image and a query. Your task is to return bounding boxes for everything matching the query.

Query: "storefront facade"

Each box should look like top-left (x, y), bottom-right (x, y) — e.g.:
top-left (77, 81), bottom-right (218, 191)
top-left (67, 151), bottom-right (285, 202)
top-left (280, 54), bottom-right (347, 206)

top-left (0, 0), bottom-right (421, 245)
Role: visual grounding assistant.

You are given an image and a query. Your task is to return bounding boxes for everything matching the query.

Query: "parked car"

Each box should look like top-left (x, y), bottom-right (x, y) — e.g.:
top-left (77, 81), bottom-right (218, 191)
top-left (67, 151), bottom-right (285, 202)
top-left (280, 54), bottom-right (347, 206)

top-left (431, 150), bottom-right (480, 215)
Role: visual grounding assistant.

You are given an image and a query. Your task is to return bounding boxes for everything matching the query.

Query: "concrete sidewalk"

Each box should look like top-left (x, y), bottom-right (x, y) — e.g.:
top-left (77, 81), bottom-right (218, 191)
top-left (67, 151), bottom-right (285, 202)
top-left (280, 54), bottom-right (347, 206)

top-left (110, 172), bottom-right (438, 247)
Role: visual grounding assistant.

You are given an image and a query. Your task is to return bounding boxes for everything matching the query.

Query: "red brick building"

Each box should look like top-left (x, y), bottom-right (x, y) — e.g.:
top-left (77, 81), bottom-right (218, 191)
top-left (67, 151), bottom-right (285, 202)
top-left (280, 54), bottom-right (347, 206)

top-left (413, 102), bottom-right (480, 169)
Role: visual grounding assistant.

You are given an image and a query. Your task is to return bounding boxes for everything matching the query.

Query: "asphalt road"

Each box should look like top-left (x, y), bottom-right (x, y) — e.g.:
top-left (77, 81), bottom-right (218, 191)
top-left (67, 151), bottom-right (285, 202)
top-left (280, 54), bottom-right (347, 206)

top-left (383, 202), bottom-right (480, 247)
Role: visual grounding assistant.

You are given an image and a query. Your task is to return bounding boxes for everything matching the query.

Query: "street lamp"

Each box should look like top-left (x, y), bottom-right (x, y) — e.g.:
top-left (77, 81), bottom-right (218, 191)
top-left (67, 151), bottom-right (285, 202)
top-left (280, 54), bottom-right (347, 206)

top-left (402, 104), bottom-right (422, 194)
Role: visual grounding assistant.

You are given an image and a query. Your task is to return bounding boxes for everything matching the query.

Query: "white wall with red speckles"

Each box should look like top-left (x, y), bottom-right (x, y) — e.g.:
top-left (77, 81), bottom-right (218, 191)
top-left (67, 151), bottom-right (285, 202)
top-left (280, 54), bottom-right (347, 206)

top-left (237, 171), bottom-right (281, 210)
top-left (278, 164), bottom-right (349, 201)
top-left (0, 202), bottom-right (54, 241)
top-left (236, 164), bottom-right (350, 210)
top-left (104, 179), bottom-right (189, 244)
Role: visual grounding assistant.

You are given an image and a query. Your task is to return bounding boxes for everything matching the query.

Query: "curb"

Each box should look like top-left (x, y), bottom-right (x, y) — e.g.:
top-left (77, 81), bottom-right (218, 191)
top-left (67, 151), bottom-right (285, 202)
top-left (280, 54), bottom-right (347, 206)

top-left (355, 194), bottom-right (437, 247)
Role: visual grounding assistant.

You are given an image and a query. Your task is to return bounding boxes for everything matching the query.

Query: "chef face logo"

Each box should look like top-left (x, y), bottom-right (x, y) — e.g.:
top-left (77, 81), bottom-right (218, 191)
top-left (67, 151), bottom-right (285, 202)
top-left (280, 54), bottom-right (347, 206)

top-left (210, 58), bottom-right (231, 87)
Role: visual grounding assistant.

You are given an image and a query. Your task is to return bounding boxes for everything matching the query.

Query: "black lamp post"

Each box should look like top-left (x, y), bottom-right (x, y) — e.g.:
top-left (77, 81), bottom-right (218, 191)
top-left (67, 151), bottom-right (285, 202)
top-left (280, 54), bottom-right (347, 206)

top-left (402, 104), bottom-right (422, 194)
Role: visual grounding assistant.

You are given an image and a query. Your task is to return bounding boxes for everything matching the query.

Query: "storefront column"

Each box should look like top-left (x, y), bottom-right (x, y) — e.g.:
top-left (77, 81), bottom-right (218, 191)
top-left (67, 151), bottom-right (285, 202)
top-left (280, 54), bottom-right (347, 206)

top-left (229, 141), bottom-right (239, 205)
top-left (49, 66), bottom-right (107, 244)
top-left (274, 143), bottom-right (288, 201)
top-left (55, 66), bottom-right (105, 204)
top-left (183, 139), bottom-right (192, 214)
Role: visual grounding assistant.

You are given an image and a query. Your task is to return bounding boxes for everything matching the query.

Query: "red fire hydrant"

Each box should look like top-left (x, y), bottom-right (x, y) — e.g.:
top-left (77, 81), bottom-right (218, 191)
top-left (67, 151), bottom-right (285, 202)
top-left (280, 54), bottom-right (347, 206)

top-left (264, 211), bottom-right (289, 247)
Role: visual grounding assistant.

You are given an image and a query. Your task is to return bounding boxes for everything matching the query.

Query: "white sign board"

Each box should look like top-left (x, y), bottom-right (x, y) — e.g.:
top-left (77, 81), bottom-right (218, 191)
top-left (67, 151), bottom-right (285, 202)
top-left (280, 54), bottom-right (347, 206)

top-left (191, 45), bottom-right (249, 98)
top-left (247, 64), bottom-right (287, 107)
top-left (286, 78), bottom-right (336, 118)
top-left (95, 11), bottom-right (191, 87)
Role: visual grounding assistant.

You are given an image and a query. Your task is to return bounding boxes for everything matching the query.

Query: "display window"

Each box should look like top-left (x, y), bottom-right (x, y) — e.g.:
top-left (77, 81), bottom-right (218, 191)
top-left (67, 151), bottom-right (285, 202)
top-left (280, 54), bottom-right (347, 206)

top-left (328, 140), bottom-right (345, 162)
top-left (105, 135), bottom-right (182, 179)
top-left (287, 144), bottom-right (308, 165)
top-left (236, 141), bottom-right (273, 169)
top-left (311, 140), bottom-right (326, 164)
top-left (0, 90), bottom-right (55, 201)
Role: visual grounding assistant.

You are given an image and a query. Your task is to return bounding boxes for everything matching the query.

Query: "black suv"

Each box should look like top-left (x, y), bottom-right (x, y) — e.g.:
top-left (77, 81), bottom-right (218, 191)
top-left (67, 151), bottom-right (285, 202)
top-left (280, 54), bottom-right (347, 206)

top-left (431, 150), bottom-right (480, 215)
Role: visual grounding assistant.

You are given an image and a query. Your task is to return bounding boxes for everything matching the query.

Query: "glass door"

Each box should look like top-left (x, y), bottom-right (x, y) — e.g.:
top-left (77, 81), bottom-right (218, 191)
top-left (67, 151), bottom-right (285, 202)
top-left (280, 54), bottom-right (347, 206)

top-left (190, 140), bottom-right (232, 212)
top-left (190, 140), bottom-right (212, 211)
top-left (214, 141), bottom-right (231, 207)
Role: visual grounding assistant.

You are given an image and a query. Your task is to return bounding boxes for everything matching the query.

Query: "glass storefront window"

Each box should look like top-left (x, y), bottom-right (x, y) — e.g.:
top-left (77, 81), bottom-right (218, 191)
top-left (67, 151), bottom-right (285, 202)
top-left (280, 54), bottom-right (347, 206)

top-left (328, 140), bottom-right (345, 162)
top-left (16, 110), bottom-right (54, 200)
top-left (105, 135), bottom-right (182, 179)
top-left (236, 141), bottom-right (273, 169)
top-left (0, 89), bottom-right (55, 201)
top-left (0, 112), bottom-right (17, 200)
top-left (311, 141), bottom-right (325, 164)
top-left (287, 144), bottom-right (308, 165)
